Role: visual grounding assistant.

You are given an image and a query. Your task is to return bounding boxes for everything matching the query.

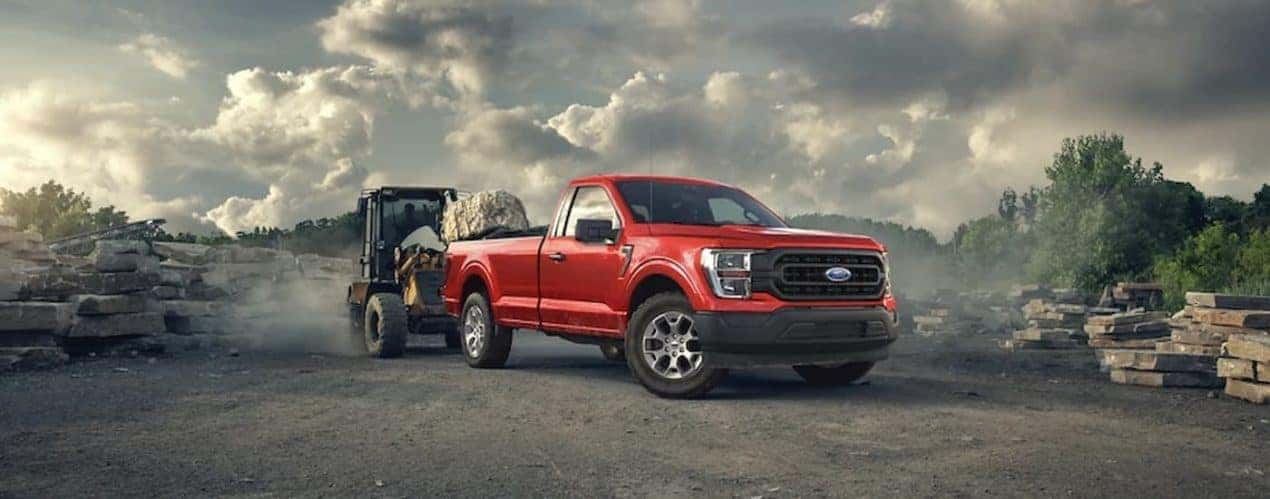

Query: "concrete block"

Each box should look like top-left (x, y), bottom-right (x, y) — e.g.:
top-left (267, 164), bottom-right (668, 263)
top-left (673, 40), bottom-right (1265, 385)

top-left (1224, 379), bottom-right (1270, 404)
top-left (0, 302), bottom-right (71, 332)
top-left (71, 294), bottom-right (148, 315)
top-left (64, 312), bottom-right (165, 338)
top-left (1216, 357), bottom-right (1256, 380)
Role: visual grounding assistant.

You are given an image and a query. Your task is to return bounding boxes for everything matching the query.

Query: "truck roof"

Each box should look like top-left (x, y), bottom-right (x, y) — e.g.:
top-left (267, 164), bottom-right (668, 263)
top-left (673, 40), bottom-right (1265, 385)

top-left (570, 173), bottom-right (732, 188)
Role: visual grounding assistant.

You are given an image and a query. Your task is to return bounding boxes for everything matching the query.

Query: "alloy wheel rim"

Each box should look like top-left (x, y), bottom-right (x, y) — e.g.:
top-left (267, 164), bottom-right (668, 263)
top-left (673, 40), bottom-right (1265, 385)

top-left (642, 311), bottom-right (704, 380)
top-left (464, 306), bottom-right (485, 358)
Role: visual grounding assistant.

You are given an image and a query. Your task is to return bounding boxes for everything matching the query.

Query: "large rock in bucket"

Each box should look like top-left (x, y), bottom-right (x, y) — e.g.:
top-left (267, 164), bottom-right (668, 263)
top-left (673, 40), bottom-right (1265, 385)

top-left (441, 190), bottom-right (530, 242)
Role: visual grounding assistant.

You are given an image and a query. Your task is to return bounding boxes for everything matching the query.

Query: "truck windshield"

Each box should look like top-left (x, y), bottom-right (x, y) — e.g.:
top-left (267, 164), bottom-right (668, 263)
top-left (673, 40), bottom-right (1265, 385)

top-left (615, 180), bottom-right (787, 228)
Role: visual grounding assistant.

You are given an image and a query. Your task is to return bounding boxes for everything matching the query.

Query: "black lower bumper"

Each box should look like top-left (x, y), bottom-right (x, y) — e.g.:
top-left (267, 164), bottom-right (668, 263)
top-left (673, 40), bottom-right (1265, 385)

top-left (694, 307), bottom-right (898, 368)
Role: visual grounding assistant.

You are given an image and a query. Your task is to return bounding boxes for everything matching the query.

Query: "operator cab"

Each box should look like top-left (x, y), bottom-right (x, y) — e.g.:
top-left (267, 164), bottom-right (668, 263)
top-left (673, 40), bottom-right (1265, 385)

top-left (357, 186), bottom-right (458, 283)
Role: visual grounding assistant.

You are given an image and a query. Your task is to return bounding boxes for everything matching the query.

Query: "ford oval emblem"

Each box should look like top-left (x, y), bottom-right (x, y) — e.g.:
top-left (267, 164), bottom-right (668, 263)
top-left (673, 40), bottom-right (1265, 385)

top-left (825, 266), bottom-right (852, 283)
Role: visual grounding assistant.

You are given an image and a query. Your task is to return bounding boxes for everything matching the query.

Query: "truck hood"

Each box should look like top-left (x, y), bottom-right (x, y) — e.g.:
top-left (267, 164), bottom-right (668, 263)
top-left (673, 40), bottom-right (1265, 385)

top-left (646, 224), bottom-right (884, 251)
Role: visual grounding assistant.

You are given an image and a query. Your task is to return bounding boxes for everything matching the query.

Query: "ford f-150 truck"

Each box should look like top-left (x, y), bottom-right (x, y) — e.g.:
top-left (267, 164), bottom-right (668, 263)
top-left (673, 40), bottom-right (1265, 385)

top-left (442, 174), bottom-right (899, 398)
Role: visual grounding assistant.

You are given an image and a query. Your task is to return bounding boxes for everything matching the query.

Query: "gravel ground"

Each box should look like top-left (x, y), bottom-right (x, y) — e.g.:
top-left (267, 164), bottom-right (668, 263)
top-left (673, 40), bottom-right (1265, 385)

top-left (2, 332), bottom-right (1268, 498)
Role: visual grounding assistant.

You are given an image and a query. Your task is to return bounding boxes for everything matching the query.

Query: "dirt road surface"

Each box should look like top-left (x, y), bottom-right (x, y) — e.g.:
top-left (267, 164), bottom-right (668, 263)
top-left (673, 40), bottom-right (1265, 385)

top-left (2, 332), bottom-right (1267, 498)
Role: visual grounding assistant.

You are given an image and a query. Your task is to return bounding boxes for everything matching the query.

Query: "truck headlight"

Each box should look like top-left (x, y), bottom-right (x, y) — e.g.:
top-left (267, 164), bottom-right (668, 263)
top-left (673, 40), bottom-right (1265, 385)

top-left (701, 249), bottom-right (756, 299)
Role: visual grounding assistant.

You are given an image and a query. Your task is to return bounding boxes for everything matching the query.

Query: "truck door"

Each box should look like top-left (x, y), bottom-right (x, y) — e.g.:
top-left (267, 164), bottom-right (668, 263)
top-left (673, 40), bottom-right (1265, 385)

top-left (538, 185), bottom-right (626, 336)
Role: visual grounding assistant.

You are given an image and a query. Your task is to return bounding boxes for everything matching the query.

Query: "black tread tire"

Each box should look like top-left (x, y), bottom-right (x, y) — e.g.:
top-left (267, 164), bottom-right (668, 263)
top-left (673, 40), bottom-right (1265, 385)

top-left (599, 344), bottom-right (625, 362)
top-left (461, 293), bottom-right (513, 368)
top-left (625, 292), bottom-right (728, 398)
top-left (364, 294), bottom-right (408, 358)
top-left (793, 362), bottom-right (875, 386)
top-left (444, 329), bottom-right (462, 349)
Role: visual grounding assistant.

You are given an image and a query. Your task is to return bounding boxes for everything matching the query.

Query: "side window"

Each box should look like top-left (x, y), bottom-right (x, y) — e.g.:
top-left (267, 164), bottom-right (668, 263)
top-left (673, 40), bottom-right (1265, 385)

top-left (551, 189), bottom-right (574, 237)
top-left (708, 197), bottom-right (747, 224)
top-left (564, 186), bottom-right (621, 237)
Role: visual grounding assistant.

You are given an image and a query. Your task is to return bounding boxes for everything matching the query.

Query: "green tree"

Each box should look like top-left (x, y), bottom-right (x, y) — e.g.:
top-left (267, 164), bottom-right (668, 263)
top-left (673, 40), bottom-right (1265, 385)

top-left (952, 214), bottom-right (1030, 287)
top-left (1026, 133), bottom-right (1200, 292)
top-left (1152, 224), bottom-right (1242, 309)
top-left (0, 180), bottom-right (129, 239)
top-left (1245, 184), bottom-right (1270, 231)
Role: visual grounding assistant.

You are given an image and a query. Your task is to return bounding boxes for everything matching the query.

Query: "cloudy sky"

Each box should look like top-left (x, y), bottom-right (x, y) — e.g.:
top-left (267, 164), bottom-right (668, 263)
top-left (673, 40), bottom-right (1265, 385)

top-left (1, 0), bottom-right (1267, 239)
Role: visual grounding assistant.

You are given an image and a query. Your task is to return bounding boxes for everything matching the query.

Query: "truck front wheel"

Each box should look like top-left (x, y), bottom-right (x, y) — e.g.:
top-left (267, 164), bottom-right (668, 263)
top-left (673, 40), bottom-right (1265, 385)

top-left (461, 293), bottom-right (513, 368)
top-left (364, 294), bottom-right (408, 358)
top-left (792, 362), bottom-right (875, 386)
top-left (626, 292), bottom-right (728, 398)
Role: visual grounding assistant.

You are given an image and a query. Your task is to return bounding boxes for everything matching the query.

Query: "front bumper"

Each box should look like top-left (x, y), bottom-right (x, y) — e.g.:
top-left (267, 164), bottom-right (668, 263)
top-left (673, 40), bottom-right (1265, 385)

top-left (694, 307), bottom-right (898, 368)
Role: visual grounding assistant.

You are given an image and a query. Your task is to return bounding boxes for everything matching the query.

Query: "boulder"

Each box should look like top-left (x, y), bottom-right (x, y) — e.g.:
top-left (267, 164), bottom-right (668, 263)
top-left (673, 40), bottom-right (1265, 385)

top-left (70, 294), bottom-right (149, 316)
top-left (441, 190), bottom-right (530, 242)
top-left (0, 302), bottom-right (71, 333)
top-left (64, 312), bottom-right (165, 338)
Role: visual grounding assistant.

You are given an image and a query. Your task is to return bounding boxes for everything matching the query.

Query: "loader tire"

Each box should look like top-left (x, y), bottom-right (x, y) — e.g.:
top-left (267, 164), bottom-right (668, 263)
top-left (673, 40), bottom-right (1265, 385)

top-left (460, 292), bottom-right (512, 368)
top-left (364, 293), bottom-right (408, 358)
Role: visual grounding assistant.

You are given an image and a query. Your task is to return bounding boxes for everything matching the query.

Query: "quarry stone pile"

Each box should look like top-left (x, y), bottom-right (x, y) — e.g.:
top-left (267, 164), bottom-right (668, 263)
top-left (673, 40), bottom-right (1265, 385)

top-left (1001, 294), bottom-right (1088, 351)
top-left (1178, 292), bottom-right (1270, 403)
top-left (441, 190), bottom-right (530, 242)
top-left (1, 233), bottom-right (359, 371)
top-left (1085, 309), bottom-right (1171, 351)
top-left (1098, 282), bottom-right (1165, 311)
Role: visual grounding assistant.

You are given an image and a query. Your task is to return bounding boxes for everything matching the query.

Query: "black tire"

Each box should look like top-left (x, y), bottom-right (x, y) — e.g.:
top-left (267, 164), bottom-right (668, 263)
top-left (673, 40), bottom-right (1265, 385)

top-left (792, 362), bottom-right (875, 386)
top-left (460, 293), bottom-right (513, 368)
top-left (625, 292), bottom-right (728, 398)
top-left (364, 294), bottom-right (408, 358)
top-left (444, 329), bottom-right (462, 349)
top-left (599, 344), bottom-right (625, 362)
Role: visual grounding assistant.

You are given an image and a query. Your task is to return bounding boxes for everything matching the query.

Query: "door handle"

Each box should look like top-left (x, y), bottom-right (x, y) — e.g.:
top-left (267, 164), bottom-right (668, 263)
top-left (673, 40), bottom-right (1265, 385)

top-left (547, 252), bottom-right (566, 262)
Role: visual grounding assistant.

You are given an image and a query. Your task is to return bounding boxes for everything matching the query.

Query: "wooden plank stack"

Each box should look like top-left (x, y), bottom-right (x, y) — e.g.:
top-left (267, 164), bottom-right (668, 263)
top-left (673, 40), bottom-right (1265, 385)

top-left (1188, 292), bottom-right (1270, 404)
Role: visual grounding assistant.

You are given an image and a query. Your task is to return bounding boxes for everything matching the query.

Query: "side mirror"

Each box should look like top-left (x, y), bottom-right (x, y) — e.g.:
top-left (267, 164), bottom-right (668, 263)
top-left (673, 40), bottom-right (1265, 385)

top-left (575, 219), bottom-right (618, 244)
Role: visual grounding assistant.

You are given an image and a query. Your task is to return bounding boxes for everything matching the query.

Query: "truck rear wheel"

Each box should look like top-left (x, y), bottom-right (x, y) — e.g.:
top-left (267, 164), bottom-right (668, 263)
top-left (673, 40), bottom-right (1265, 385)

top-left (793, 362), bottom-right (875, 386)
top-left (365, 294), bottom-right (408, 358)
top-left (461, 293), bottom-right (513, 368)
top-left (626, 292), bottom-right (728, 398)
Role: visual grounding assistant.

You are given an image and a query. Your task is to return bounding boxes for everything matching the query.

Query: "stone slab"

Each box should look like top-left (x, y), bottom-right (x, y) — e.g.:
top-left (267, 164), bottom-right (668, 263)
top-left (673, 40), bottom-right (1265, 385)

top-left (64, 312), bottom-right (165, 338)
top-left (1103, 350), bottom-right (1216, 373)
top-left (161, 300), bottom-right (225, 318)
top-left (1189, 308), bottom-right (1270, 329)
top-left (1186, 292), bottom-right (1270, 311)
top-left (0, 332), bottom-right (57, 347)
top-left (1170, 329), bottom-right (1226, 346)
top-left (1155, 341), bottom-right (1220, 357)
top-left (71, 294), bottom-right (148, 316)
top-left (1109, 368), bottom-right (1222, 388)
top-left (0, 302), bottom-right (71, 332)
top-left (1216, 357), bottom-right (1256, 381)
top-left (1013, 328), bottom-right (1074, 342)
top-left (999, 338), bottom-right (1081, 351)
top-left (1087, 337), bottom-right (1163, 350)
top-left (1223, 334), bottom-right (1270, 363)
top-left (1224, 379), bottom-right (1270, 404)
top-left (94, 240), bottom-right (150, 256)
top-left (164, 316), bottom-right (229, 336)
top-left (26, 271), bottom-right (161, 298)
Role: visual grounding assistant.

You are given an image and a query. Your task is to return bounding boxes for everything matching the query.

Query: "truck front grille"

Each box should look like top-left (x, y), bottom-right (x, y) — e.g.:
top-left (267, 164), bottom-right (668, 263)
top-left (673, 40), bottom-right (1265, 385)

top-left (752, 251), bottom-right (886, 301)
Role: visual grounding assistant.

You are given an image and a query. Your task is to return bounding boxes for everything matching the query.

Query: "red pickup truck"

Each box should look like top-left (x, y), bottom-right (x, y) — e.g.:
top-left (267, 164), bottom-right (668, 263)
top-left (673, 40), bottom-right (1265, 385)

top-left (442, 174), bottom-right (899, 397)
